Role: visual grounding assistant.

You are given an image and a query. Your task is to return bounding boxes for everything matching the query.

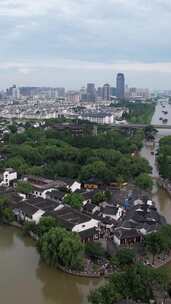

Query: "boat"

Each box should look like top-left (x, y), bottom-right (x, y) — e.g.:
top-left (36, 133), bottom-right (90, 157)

top-left (163, 118), bottom-right (168, 124)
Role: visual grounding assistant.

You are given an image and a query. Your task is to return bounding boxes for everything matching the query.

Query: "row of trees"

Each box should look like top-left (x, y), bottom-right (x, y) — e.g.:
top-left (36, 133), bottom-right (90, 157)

top-left (158, 136), bottom-right (171, 180)
top-left (117, 101), bottom-right (156, 124)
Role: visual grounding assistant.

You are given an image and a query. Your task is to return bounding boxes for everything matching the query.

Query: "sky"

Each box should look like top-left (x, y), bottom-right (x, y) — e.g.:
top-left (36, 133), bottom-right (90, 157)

top-left (0, 0), bottom-right (171, 89)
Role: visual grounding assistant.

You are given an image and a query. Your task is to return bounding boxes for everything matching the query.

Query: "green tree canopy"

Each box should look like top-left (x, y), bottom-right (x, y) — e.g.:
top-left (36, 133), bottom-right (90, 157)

top-left (64, 193), bottom-right (83, 209)
top-left (16, 181), bottom-right (33, 195)
top-left (135, 173), bottom-right (153, 190)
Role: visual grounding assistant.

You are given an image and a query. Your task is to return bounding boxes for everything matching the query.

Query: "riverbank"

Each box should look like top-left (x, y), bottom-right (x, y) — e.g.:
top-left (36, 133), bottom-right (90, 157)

top-left (0, 226), bottom-right (101, 304)
top-left (157, 178), bottom-right (171, 198)
top-left (9, 221), bottom-right (112, 279)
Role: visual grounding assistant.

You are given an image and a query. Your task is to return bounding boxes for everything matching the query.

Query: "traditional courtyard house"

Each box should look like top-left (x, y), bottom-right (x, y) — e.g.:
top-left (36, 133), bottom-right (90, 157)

top-left (82, 202), bottom-right (100, 215)
top-left (1, 168), bottom-right (17, 187)
top-left (59, 178), bottom-right (81, 192)
top-left (46, 190), bottom-right (65, 204)
top-left (48, 206), bottom-right (100, 242)
top-left (102, 205), bottom-right (123, 221)
top-left (113, 228), bottom-right (143, 247)
top-left (23, 175), bottom-right (66, 199)
top-left (17, 202), bottom-right (45, 224)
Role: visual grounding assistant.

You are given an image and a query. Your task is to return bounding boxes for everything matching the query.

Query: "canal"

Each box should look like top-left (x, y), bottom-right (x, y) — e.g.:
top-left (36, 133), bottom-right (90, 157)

top-left (0, 101), bottom-right (171, 304)
top-left (0, 226), bottom-right (100, 304)
top-left (140, 101), bottom-right (171, 223)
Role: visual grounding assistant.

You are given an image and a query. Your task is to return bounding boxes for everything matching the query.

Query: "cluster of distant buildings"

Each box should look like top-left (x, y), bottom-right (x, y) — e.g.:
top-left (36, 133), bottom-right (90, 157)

top-left (0, 73), bottom-right (151, 103)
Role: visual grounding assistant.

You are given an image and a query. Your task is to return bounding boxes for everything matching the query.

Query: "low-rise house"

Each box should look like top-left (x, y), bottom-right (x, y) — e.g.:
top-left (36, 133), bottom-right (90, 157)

top-left (0, 168), bottom-right (17, 187)
top-left (102, 205), bottom-right (123, 221)
top-left (82, 202), bottom-right (100, 215)
top-left (48, 206), bottom-right (99, 242)
top-left (17, 202), bottom-right (45, 224)
top-left (59, 178), bottom-right (81, 192)
top-left (113, 228), bottom-right (143, 246)
top-left (46, 190), bottom-right (65, 203)
top-left (23, 175), bottom-right (66, 199)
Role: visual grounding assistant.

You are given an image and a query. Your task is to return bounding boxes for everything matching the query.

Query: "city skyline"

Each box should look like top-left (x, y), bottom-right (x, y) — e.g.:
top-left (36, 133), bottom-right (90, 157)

top-left (0, 1), bottom-right (171, 89)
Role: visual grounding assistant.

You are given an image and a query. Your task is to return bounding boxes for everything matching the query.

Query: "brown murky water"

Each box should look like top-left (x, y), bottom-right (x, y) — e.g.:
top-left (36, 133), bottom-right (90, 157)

top-left (0, 226), bottom-right (100, 304)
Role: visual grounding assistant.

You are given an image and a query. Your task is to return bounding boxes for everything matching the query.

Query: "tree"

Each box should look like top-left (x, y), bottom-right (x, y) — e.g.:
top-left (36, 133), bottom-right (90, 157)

top-left (85, 242), bottom-right (106, 258)
top-left (144, 232), bottom-right (166, 264)
top-left (135, 173), bottom-right (153, 190)
top-left (64, 193), bottom-right (83, 209)
top-left (58, 234), bottom-right (84, 270)
top-left (16, 181), bottom-right (33, 195)
top-left (89, 263), bottom-right (169, 304)
top-left (112, 248), bottom-right (136, 269)
top-left (92, 192), bottom-right (105, 205)
top-left (38, 227), bottom-right (84, 270)
top-left (37, 216), bottom-right (57, 237)
top-left (0, 196), bottom-right (14, 223)
top-left (23, 221), bottom-right (38, 236)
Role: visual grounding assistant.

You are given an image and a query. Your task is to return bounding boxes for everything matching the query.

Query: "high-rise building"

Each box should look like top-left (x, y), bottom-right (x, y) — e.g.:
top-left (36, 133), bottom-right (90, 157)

top-left (80, 87), bottom-right (87, 102)
top-left (57, 87), bottom-right (65, 98)
top-left (102, 83), bottom-right (110, 100)
top-left (87, 83), bottom-right (96, 102)
top-left (116, 73), bottom-right (125, 99)
top-left (12, 85), bottom-right (20, 99)
top-left (97, 87), bottom-right (103, 99)
top-left (110, 87), bottom-right (116, 97)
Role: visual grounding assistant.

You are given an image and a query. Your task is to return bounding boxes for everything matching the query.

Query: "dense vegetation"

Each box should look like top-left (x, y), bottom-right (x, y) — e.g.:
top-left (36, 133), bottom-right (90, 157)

top-left (112, 101), bottom-right (155, 124)
top-left (89, 262), bottom-right (169, 304)
top-left (38, 226), bottom-right (84, 270)
top-left (158, 136), bottom-right (171, 180)
top-left (0, 123), bottom-right (152, 188)
top-left (24, 216), bottom-right (85, 270)
top-left (144, 224), bottom-right (171, 264)
top-left (0, 196), bottom-right (14, 224)
top-left (89, 224), bottom-right (171, 304)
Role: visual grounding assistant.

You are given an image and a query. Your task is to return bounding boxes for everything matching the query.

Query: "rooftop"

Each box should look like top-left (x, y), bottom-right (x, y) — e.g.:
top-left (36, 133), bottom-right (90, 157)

top-left (48, 206), bottom-right (92, 230)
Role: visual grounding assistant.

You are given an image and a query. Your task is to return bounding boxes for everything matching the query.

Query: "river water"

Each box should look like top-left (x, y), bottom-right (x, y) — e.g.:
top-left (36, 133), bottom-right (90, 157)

top-left (0, 226), bottom-right (100, 304)
top-left (140, 101), bottom-right (171, 223)
top-left (0, 102), bottom-right (171, 304)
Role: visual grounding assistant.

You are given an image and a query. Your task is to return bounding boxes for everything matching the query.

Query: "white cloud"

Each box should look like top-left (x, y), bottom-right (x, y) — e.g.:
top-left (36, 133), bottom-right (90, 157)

top-left (0, 58), bottom-right (171, 73)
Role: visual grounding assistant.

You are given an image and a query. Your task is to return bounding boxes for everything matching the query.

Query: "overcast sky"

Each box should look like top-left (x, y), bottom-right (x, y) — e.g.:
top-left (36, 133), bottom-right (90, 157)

top-left (0, 0), bottom-right (171, 89)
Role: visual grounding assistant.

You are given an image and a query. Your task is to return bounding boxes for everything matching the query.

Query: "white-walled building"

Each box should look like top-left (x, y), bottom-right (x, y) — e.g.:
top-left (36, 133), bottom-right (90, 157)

top-left (1, 168), bottom-right (17, 187)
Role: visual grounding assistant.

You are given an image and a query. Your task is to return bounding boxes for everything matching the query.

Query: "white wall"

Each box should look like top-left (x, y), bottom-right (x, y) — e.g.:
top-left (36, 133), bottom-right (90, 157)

top-left (72, 219), bottom-right (99, 233)
top-left (103, 207), bottom-right (123, 221)
top-left (70, 181), bottom-right (81, 193)
top-left (32, 210), bottom-right (45, 224)
top-left (113, 235), bottom-right (121, 246)
top-left (3, 170), bottom-right (17, 186)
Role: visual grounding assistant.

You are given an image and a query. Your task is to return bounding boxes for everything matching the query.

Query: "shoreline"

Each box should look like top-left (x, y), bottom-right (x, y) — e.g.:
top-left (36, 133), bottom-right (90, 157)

top-left (8, 222), bottom-right (111, 279)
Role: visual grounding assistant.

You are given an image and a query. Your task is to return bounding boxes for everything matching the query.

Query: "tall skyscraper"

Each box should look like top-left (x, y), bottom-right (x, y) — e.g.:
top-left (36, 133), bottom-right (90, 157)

top-left (57, 87), bottom-right (65, 98)
top-left (87, 83), bottom-right (96, 102)
top-left (12, 85), bottom-right (20, 99)
top-left (102, 83), bottom-right (110, 100)
top-left (97, 87), bottom-right (103, 99)
top-left (116, 73), bottom-right (125, 99)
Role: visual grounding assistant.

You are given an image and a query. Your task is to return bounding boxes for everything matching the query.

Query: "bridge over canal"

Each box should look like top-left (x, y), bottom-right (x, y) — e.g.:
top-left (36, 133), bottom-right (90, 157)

top-left (112, 123), bottom-right (171, 129)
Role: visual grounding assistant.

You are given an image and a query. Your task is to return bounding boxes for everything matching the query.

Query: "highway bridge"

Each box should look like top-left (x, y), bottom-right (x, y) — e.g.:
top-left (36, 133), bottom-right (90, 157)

top-left (112, 123), bottom-right (171, 130)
